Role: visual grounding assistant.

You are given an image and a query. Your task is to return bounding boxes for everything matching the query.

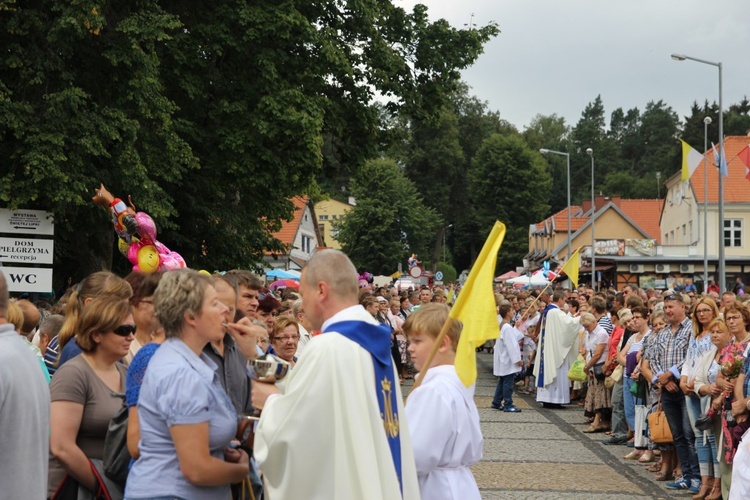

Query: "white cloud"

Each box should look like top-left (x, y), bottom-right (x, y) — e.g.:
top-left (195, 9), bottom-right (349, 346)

top-left (398, 0), bottom-right (750, 129)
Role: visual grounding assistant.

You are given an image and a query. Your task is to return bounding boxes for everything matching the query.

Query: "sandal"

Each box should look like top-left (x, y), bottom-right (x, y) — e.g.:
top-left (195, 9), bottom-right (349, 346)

top-left (638, 453), bottom-right (655, 463)
top-left (582, 426), bottom-right (607, 433)
top-left (646, 462), bottom-right (662, 472)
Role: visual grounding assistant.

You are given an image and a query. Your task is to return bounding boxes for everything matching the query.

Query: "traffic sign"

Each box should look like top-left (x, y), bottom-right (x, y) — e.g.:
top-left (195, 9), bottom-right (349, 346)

top-left (0, 209), bottom-right (54, 235)
top-left (435, 271), bottom-right (444, 281)
top-left (0, 266), bottom-right (53, 293)
top-left (0, 237), bottom-right (54, 264)
top-left (409, 266), bottom-right (423, 278)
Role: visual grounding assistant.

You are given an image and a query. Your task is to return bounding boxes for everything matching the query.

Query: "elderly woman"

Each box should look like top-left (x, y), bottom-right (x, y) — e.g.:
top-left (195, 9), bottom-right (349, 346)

top-left (580, 312), bottom-right (611, 433)
top-left (49, 295), bottom-right (135, 497)
top-left (124, 270), bottom-right (249, 500)
top-left (693, 319), bottom-right (731, 500)
top-left (270, 316), bottom-right (300, 367)
top-left (617, 306), bottom-right (651, 460)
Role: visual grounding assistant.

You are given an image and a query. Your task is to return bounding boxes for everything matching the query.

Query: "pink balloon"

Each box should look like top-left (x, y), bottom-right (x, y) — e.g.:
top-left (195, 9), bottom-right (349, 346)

top-left (127, 241), bottom-right (144, 267)
top-left (135, 212), bottom-right (157, 244)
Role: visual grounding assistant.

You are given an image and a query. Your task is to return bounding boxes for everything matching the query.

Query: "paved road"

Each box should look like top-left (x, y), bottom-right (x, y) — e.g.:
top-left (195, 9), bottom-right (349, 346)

top-left (406, 352), bottom-right (688, 499)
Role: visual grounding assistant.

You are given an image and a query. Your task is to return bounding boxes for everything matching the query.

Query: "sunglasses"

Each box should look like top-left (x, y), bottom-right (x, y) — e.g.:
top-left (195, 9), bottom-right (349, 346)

top-left (113, 324), bottom-right (137, 337)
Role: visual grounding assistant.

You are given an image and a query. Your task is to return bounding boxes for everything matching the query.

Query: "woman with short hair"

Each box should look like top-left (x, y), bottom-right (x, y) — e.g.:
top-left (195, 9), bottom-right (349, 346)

top-left (124, 270), bottom-right (249, 500)
top-left (580, 312), bottom-right (611, 433)
top-left (270, 316), bottom-right (300, 366)
top-left (49, 295), bottom-right (135, 497)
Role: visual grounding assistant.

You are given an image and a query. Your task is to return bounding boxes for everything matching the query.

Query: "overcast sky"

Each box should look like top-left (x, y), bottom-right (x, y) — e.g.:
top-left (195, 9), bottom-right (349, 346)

top-left (398, 0), bottom-right (749, 131)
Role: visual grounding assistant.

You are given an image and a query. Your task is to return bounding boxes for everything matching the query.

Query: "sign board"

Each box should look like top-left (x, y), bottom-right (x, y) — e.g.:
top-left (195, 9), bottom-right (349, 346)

top-left (0, 209), bottom-right (54, 235)
top-left (0, 237), bottom-right (54, 264)
top-left (435, 271), bottom-right (444, 281)
top-left (434, 280), bottom-right (444, 286)
top-left (0, 266), bottom-right (53, 293)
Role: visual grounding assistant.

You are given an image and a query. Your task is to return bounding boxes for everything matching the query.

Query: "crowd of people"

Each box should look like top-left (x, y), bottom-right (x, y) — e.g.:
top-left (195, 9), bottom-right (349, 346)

top-left (490, 283), bottom-right (750, 499)
top-left (0, 250), bottom-right (482, 500)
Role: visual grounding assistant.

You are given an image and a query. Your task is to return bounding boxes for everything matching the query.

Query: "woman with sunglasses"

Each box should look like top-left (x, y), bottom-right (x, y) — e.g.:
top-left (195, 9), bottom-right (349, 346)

top-left (49, 295), bottom-right (135, 497)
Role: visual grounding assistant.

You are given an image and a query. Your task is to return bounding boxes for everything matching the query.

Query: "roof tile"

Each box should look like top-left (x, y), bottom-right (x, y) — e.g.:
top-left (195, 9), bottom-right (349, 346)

top-left (691, 136), bottom-right (750, 203)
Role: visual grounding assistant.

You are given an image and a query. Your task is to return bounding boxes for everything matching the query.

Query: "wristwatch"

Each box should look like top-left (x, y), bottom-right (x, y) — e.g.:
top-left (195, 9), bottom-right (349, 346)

top-left (745, 399), bottom-right (750, 412)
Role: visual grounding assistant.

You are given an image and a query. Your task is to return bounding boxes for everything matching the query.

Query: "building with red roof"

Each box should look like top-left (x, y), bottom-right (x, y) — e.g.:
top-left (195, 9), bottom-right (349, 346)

top-left (263, 196), bottom-right (324, 271)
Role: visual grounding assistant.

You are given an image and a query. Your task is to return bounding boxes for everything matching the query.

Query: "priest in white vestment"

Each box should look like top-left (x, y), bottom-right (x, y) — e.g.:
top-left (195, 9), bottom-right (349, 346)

top-left (533, 291), bottom-right (580, 407)
top-left (252, 250), bottom-right (420, 500)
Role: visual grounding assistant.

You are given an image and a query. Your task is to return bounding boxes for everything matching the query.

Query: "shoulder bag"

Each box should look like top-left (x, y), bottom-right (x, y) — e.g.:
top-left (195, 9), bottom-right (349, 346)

top-left (103, 393), bottom-right (130, 489)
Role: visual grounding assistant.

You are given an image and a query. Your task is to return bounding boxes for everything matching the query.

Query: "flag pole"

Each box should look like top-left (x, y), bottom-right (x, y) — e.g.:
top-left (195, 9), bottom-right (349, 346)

top-left (517, 248), bottom-right (580, 324)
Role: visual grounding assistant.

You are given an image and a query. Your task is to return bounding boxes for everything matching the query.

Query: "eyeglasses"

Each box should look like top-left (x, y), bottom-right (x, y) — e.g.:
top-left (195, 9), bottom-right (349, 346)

top-left (695, 308), bottom-right (713, 314)
top-left (664, 294), bottom-right (682, 302)
top-left (726, 315), bottom-right (743, 322)
top-left (113, 324), bottom-right (137, 337)
top-left (275, 335), bottom-right (300, 342)
top-left (258, 338), bottom-right (269, 344)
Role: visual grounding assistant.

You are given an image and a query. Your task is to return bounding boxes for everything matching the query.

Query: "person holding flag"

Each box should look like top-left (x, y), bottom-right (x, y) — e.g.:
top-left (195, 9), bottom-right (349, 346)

top-left (251, 250), bottom-right (420, 499)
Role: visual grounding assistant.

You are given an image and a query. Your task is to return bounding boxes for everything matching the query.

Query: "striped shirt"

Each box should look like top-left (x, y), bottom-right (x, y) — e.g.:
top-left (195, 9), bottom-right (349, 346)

top-left (44, 336), bottom-right (59, 376)
top-left (597, 314), bottom-right (614, 335)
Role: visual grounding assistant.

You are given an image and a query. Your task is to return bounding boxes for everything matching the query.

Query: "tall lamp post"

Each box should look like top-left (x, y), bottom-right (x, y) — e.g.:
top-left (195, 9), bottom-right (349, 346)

top-left (586, 148), bottom-right (595, 290)
top-left (703, 116), bottom-right (712, 290)
top-left (539, 149), bottom-right (572, 261)
top-left (442, 224), bottom-right (453, 263)
top-left (671, 53), bottom-right (724, 293)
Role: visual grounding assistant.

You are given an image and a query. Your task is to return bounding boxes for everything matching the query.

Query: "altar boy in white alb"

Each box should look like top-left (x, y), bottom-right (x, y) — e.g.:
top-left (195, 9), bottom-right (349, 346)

top-left (404, 303), bottom-right (483, 500)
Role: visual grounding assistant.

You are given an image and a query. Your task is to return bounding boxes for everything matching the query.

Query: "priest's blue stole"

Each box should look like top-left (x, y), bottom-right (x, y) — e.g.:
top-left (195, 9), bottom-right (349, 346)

top-left (536, 303), bottom-right (559, 388)
top-left (322, 320), bottom-right (403, 493)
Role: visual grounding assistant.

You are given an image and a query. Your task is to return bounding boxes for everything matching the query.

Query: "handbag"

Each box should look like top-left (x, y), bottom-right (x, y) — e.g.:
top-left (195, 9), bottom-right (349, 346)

top-left (647, 393), bottom-right (674, 444)
top-left (605, 365), bottom-right (624, 389)
top-left (103, 394), bottom-right (130, 489)
top-left (592, 362), bottom-right (606, 381)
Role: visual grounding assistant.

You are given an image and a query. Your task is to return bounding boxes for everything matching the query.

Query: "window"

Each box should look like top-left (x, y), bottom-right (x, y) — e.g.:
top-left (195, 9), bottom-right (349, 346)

top-left (319, 215), bottom-right (329, 221)
top-left (682, 224), bottom-right (686, 244)
top-left (689, 221), bottom-right (693, 242)
top-left (724, 219), bottom-right (742, 247)
top-left (301, 235), bottom-right (312, 254)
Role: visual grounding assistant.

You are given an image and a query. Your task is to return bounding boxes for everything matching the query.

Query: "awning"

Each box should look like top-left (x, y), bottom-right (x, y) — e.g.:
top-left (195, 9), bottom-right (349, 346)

top-left (579, 265), bottom-right (614, 272)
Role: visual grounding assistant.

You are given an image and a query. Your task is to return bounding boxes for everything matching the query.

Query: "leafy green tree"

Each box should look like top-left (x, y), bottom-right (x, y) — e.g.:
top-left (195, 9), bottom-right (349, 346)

top-left (0, 0), bottom-right (498, 286)
top-left (524, 114), bottom-right (571, 214)
top-left (468, 134), bottom-right (551, 272)
top-left (336, 158), bottom-right (439, 274)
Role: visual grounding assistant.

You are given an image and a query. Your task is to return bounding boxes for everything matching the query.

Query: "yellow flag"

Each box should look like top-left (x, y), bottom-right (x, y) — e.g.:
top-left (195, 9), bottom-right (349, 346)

top-left (559, 247), bottom-right (581, 289)
top-left (681, 139), bottom-right (703, 181)
top-left (452, 221), bottom-right (506, 387)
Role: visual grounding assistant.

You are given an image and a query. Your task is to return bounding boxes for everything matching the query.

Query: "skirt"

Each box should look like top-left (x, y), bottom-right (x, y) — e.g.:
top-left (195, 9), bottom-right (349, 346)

top-left (584, 374), bottom-right (612, 414)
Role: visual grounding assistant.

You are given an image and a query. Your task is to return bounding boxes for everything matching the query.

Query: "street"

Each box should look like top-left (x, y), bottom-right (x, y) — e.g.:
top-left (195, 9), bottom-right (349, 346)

top-left (406, 352), bottom-right (687, 499)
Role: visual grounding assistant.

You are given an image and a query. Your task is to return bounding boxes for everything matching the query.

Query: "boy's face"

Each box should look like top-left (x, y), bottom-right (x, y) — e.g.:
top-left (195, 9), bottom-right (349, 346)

top-left (406, 330), bottom-right (434, 372)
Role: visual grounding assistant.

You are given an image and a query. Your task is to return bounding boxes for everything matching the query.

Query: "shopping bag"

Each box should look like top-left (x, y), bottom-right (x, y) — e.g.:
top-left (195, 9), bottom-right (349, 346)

top-left (634, 404), bottom-right (649, 449)
top-left (567, 355), bottom-right (587, 382)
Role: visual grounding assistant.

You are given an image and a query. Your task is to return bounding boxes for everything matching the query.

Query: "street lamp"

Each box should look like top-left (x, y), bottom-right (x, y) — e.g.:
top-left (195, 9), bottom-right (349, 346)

top-left (540, 149), bottom-right (572, 261)
top-left (671, 53), bottom-right (725, 293)
top-left (703, 116), bottom-right (712, 290)
top-left (587, 148), bottom-right (595, 290)
top-left (443, 224), bottom-right (453, 263)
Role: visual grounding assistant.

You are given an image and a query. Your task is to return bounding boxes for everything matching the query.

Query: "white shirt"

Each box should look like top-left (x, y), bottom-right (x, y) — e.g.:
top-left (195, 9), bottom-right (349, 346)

top-left (493, 322), bottom-right (524, 376)
top-left (405, 365), bottom-right (482, 500)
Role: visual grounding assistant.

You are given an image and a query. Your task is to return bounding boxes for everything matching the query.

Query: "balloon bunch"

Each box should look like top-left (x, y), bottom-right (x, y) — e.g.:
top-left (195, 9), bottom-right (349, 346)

top-left (93, 184), bottom-right (187, 273)
top-left (358, 271), bottom-right (373, 289)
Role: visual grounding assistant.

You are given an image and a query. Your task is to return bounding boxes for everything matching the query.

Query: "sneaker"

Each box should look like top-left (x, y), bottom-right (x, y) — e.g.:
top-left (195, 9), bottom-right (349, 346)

top-left (688, 478), bottom-right (701, 493)
top-left (665, 477), bottom-right (691, 490)
top-left (601, 435), bottom-right (628, 445)
top-left (504, 405), bottom-right (522, 413)
top-left (491, 403), bottom-right (504, 411)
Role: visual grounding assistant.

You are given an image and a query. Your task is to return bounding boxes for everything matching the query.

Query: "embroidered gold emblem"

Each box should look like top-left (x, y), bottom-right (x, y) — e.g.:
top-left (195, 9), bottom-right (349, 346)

top-left (380, 377), bottom-right (399, 438)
